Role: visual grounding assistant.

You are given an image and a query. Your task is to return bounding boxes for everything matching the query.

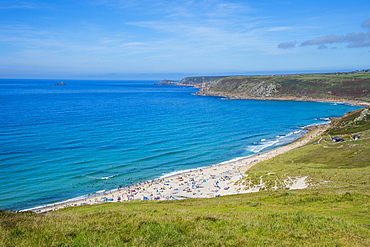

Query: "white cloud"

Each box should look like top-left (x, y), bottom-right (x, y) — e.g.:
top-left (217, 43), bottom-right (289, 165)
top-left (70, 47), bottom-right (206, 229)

top-left (122, 0), bottom-right (273, 55)
top-left (361, 18), bottom-right (370, 29)
top-left (277, 41), bottom-right (296, 49)
top-left (299, 18), bottom-right (370, 48)
top-left (0, 1), bottom-right (37, 9)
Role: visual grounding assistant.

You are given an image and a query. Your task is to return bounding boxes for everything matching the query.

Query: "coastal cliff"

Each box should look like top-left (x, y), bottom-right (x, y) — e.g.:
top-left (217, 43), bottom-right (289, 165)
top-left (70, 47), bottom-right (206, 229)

top-left (156, 76), bottom-right (228, 87)
top-left (160, 70), bottom-right (370, 105)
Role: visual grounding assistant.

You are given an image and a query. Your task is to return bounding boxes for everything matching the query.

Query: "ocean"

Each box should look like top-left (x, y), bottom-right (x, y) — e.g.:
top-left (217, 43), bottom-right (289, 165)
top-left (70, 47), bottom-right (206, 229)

top-left (0, 79), bottom-right (362, 211)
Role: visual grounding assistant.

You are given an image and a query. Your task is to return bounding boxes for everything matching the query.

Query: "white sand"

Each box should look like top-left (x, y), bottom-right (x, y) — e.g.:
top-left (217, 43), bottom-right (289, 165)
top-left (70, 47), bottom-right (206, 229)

top-left (26, 124), bottom-right (329, 213)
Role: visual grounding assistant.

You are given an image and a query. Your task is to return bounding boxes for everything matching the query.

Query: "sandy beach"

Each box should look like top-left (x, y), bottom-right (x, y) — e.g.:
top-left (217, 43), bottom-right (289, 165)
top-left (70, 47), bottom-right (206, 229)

top-left (25, 123), bottom-right (329, 214)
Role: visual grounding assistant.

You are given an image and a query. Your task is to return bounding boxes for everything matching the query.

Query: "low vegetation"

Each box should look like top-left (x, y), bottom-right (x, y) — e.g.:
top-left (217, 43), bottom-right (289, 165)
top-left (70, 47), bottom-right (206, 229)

top-left (1, 108), bottom-right (369, 246)
top-left (238, 108), bottom-right (370, 193)
top-left (1, 190), bottom-right (369, 247)
top-left (196, 71), bottom-right (370, 102)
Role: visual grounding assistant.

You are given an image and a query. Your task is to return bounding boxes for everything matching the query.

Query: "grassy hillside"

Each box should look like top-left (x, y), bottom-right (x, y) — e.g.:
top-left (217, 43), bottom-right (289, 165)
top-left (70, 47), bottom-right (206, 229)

top-left (1, 108), bottom-right (369, 246)
top-left (237, 108), bottom-right (370, 193)
top-left (197, 71), bottom-right (370, 102)
top-left (1, 191), bottom-right (369, 247)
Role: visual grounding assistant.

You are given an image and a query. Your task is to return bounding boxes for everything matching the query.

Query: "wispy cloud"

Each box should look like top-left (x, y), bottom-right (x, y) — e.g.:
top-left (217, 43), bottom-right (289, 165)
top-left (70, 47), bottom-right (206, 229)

top-left (0, 1), bottom-right (38, 9)
top-left (262, 26), bottom-right (294, 32)
top-left (279, 18), bottom-right (370, 49)
top-left (277, 41), bottom-right (296, 49)
top-left (5, 0), bottom-right (368, 77)
top-left (2, 0), bottom-right (289, 60)
top-left (0, 24), bottom-right (66, 48)
top-left (122, 1), bottom-right (274, 55)
top-left (300, 31), bottom-right (370, 48)
top-left (361, 18), bottom-right (370, 29)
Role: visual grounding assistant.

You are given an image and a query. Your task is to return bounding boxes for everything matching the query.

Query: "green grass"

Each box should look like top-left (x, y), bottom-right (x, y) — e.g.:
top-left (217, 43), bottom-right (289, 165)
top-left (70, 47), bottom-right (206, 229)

top-left (327, 108), bottom-right (370, 135)
top-left (1, 192), bottom-right (369, 247)
top-left (1, 108), bottom-right (369, 246)
top-left (205, 71), bottom-right (370, 101)
top-left (238, 108), bottom-right (370, 192)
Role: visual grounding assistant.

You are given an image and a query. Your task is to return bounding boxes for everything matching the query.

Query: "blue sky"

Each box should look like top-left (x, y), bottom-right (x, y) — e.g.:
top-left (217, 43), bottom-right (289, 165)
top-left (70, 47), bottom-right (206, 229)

top-left (0, 0), bottom-right (369, 79)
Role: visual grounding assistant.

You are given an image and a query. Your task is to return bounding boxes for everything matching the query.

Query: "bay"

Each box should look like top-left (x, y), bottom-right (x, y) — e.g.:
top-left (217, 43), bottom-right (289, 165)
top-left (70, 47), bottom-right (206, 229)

top-left (0, 79), bottom-right (361, 210)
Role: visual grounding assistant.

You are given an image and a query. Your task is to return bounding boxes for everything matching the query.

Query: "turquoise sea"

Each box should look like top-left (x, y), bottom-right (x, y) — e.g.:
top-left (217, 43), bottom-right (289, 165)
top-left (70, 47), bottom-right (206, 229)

top-left (0, 79), bottom-right (362, 210)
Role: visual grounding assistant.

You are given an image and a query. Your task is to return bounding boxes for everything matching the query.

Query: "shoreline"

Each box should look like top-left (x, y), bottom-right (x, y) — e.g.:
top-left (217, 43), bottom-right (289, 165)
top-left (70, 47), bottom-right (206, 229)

top-left (194, 92), bottom-right (370, 107)
top-left (23, 122), bottom-right (330, 214)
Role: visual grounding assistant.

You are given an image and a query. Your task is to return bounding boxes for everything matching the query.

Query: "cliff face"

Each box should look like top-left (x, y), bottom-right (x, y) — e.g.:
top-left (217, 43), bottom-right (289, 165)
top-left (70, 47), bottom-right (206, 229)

top-left (195, 72), bottom-right (370, 104)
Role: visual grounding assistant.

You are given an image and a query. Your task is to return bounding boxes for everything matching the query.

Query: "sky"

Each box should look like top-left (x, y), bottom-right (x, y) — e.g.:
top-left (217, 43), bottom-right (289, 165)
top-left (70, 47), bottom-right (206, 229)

top-left (0, 0), bottom-right (369, 79)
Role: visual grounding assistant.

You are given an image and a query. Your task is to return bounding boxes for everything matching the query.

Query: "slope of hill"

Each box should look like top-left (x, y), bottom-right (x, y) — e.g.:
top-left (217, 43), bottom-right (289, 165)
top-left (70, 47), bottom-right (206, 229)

top-left (237, 108), bottom-right (370, 193)
top-left (173, 71), bottom-right (370, 105)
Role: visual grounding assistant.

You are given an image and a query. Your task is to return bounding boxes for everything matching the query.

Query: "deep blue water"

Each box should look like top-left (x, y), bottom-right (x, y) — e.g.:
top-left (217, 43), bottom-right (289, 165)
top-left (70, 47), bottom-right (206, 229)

top-left (0, 79), bottom-right (361, 210)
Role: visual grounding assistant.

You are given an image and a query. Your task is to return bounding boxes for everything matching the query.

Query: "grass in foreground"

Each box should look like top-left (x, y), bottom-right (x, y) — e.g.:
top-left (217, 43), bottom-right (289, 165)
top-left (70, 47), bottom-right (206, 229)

top-left (0, 108), bottom-right (369, 246)
top-left (1, 190), bottom-right (369, 247)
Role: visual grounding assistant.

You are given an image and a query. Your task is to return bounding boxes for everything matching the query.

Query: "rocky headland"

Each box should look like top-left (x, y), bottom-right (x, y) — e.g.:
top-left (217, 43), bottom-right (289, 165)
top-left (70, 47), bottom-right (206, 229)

top-left (158, 70), bottom-right (370, 106)
top-left (156, 76), bottom-right (228, 88)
